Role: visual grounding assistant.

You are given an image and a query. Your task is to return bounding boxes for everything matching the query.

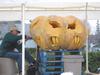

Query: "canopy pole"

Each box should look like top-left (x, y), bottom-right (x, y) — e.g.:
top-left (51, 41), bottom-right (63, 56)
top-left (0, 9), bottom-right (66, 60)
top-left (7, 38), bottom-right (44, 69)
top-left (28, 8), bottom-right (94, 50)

top-left (21, 3), bottom-right (25, 75)
top-left (85, 2), bottom-right (90, 73)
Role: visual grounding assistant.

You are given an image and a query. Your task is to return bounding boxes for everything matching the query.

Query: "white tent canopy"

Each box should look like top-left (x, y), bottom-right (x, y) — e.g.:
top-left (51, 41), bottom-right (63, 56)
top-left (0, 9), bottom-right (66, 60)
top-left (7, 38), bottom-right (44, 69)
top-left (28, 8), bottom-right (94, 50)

top-left (0, 2), bottom-right (100, 21)
top-left (0, 2), bottom-right (98, 73)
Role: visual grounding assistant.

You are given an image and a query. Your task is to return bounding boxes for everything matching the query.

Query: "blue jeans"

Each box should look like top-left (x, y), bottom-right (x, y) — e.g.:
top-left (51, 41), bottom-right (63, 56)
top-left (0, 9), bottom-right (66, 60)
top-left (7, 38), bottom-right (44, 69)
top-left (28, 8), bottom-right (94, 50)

top-left (4, 51), bottom-right (22, 73)
top-left (4, 50), bottom-right (35, 73)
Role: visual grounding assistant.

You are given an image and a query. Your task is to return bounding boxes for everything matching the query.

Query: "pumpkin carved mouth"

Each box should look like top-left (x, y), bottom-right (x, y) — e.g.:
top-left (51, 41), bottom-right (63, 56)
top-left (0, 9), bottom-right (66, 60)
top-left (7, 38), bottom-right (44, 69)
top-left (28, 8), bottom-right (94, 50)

top-left (50, 36), bottom-right (59, 47)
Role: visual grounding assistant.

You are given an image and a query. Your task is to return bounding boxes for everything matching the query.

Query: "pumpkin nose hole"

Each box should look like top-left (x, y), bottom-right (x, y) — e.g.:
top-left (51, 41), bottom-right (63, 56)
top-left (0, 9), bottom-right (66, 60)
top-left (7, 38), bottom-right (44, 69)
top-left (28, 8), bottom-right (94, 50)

top-left (49, 21), bottom-right (60, 28)
top-left (68, 24), bottom-right (76, 29)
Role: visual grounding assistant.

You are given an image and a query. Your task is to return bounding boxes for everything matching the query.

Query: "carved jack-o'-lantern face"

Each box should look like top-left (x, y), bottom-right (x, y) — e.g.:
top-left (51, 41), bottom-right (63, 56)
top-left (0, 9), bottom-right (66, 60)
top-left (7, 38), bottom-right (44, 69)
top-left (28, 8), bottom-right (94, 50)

top-left (64, 16), bottom-right (88, 50)
top-left (30, 16), bottom-right (88, 50)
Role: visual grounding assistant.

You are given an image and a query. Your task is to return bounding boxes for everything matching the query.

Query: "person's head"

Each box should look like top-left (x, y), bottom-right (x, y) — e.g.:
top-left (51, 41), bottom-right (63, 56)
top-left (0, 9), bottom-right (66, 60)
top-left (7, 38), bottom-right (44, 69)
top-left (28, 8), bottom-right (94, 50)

top-left (10, 26), bottom-right (20, 35)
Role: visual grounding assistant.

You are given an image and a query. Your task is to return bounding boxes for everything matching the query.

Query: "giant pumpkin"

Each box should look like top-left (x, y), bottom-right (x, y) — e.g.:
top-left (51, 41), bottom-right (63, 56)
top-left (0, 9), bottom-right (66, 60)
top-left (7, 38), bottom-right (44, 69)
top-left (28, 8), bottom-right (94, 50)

top-left (30, 16), bottom-right (88, 50)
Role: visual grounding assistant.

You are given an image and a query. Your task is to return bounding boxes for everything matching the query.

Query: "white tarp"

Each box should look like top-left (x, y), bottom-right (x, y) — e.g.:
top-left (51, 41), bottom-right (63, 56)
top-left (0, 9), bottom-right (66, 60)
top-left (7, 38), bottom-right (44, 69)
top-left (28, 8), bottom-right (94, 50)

top-left (0, 3), bottom-right (100, 21)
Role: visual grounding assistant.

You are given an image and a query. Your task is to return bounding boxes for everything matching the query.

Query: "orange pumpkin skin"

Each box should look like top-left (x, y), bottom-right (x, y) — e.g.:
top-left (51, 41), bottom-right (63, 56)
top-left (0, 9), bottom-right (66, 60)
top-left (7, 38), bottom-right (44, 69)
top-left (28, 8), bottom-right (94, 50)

top-left (30, 16), bottom-right (88, 50)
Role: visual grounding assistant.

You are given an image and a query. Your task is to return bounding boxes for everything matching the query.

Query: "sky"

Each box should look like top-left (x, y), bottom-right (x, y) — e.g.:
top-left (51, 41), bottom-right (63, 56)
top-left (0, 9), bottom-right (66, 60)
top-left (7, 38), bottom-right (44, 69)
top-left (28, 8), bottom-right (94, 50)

top-left (88, 20), bottom-right (97, 35)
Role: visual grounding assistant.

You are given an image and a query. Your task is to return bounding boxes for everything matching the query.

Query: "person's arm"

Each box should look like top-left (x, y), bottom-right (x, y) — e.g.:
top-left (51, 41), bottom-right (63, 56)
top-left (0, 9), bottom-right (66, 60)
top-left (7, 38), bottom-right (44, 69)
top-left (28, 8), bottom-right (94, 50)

top-left (16, 43), bottom-right (22, 53)
top-left (5, 34), bottom-right (22, 42)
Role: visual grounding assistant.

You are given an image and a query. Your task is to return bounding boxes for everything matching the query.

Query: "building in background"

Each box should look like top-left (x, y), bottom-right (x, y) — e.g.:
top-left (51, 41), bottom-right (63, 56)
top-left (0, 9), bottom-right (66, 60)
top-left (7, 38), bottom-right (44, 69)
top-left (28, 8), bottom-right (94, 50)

top-left (89, 20), bottom-right (100, 52)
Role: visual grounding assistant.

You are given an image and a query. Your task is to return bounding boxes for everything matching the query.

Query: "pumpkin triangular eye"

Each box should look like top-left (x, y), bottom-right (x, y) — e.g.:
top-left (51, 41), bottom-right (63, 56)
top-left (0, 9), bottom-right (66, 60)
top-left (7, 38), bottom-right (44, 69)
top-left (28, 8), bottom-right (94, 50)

top-left (49, 21), bottom-right (60, 28)
top-left (68, 23), bottom-right (76, 29)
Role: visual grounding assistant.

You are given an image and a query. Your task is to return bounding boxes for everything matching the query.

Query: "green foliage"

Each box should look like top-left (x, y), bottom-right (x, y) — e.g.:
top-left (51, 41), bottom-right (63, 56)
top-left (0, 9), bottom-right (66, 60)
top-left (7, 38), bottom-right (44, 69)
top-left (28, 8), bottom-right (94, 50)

top-left (64, 52), bottom-right (80, 55)
top-left (82, 51), bottom-right (100, 73)
top-left (26, 48), bottom-right (36, 58)
top-left (25, 48), bottom-right (36, 70)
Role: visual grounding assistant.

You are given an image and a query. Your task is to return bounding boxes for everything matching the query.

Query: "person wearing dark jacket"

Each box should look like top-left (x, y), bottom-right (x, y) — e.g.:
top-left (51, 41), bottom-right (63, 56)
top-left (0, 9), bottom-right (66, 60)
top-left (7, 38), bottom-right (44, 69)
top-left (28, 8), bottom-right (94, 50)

top-left (0, 26), bottom-right (22, 75)
top-left (0, 26), bottom-right (36, 75)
